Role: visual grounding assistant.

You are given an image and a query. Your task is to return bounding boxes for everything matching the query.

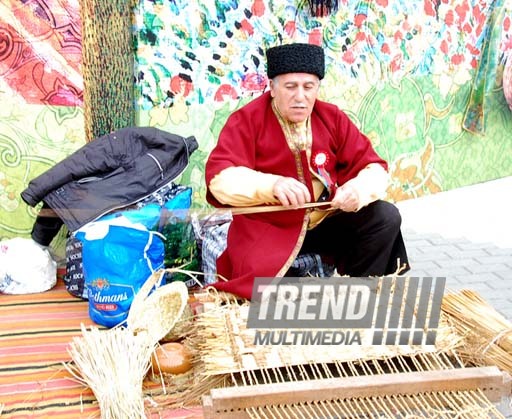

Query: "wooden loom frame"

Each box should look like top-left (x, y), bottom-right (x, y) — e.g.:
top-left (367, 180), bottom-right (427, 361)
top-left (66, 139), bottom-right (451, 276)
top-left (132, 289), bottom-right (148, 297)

top-left (203, 366), bottom-right (511, 418)
top-left (187, 284), bottom-right (512, 419)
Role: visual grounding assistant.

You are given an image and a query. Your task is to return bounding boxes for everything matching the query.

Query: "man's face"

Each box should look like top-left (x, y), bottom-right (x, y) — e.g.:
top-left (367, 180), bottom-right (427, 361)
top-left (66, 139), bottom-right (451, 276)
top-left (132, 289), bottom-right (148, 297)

top-left (269, 73), bottom-right (320, 123)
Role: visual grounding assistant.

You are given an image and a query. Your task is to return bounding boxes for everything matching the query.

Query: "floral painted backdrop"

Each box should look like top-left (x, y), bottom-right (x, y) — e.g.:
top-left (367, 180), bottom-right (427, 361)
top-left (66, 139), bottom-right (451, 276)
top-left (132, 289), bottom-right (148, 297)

top-left (0, 0), bottom-right (84, 245)
top-left (134, 0), bottom-right (512, 205)
top-left (1, 0), bottom-right (512, 243)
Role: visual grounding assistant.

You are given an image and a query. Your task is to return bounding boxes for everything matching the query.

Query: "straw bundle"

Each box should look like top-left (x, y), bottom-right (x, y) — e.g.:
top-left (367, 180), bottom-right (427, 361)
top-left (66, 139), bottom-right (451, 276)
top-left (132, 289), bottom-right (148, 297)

top-left (64, 269), bottom-right (194, 417)
top-left (442, 289), bottom-right (512, 373)
top-left (65, 324), bottom-right (154, 419)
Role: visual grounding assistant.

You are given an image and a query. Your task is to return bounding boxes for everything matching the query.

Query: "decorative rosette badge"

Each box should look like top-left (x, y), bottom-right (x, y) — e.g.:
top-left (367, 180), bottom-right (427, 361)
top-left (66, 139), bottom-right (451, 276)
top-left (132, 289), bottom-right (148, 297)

top-left (312, 151), bottom-right (335, 194)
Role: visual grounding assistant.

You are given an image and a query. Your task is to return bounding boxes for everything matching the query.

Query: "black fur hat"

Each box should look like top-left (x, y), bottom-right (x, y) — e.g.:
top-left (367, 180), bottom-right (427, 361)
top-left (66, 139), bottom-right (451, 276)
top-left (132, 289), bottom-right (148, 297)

top-left (266, 43), bottom-right (325, 80)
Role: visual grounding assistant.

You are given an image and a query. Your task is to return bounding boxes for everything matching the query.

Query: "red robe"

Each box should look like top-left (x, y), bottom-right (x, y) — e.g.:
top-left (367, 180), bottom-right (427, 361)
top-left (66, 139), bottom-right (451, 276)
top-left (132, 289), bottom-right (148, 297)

top-left (205, 91), bottom-right (387, 300)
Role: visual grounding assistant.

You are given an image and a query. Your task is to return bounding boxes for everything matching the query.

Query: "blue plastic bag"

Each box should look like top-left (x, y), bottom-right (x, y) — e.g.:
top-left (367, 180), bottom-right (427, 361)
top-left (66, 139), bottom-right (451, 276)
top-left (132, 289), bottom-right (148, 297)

top-left (99, 203), bottom-right (162, 230)
top-left (75, 216), bottom-right (165, 327)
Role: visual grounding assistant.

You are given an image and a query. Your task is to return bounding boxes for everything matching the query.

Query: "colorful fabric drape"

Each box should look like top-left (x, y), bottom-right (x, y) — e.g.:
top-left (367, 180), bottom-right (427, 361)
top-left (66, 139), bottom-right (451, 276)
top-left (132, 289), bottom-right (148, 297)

top-left (0, 0), bottom-right (83, 106)
top-left (462, 0), bottom-right (505, 134)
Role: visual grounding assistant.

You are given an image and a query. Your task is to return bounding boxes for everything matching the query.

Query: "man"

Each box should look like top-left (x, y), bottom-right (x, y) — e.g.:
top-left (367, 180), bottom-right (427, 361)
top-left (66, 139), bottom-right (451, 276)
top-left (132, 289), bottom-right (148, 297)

top-left (205, 43), bottom-right (409, 300)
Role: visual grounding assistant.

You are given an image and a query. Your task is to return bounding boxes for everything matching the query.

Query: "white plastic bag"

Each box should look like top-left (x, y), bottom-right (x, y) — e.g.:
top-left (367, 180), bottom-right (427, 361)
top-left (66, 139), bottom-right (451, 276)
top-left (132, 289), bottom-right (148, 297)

top-left (0, 238), bottom-right (57, 294)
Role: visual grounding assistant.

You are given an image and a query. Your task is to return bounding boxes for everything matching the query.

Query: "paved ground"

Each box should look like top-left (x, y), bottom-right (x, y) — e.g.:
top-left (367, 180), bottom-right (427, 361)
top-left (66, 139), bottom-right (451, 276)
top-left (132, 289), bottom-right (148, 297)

top-left (396, 176), bottom-right (512, 416)
top-left (396, 176), bottom-right (512, 321)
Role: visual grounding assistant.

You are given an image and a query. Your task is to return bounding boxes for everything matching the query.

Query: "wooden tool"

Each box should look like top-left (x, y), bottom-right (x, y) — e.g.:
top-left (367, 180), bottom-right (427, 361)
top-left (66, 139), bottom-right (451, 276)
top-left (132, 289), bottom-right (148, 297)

top-left (203, 366), bottom-right (511, 418)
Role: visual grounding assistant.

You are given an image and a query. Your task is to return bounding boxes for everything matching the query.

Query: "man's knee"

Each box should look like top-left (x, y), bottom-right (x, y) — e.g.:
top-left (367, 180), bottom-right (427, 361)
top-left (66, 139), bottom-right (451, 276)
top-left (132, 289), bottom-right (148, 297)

top-left (366, 200), bottom-right (402, 232)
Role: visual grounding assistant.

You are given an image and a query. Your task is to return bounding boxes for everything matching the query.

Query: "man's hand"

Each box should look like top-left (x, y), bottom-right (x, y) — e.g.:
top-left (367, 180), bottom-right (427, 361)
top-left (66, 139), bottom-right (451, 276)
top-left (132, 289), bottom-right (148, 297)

top-left (273, 177), bottom-right (311, 206)
top-left (331, 184), bottom-right (360, 212)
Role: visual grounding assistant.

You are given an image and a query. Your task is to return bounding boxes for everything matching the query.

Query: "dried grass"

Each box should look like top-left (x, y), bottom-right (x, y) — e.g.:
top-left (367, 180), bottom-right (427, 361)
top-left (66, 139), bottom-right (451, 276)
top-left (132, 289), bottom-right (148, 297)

top-left (63, 268), bottom-right (195, 418)
top-left (442, 289), bottom-right (512, 373)
top-left (187, 280), bottom-right (462, 376)
top-left (163, 303), bottom-right (195, 342)
top-left (127, 276), bottom-right (189, 343)
top-left (65, 324), bottom-right (154, 419)
top-left (144, 368), bottom-right (230, 409)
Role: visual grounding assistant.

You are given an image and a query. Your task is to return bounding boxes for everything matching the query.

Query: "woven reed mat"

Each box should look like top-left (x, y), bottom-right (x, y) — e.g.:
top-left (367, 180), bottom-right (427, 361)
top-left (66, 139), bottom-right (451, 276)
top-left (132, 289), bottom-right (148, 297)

top-left (152, 279), bottom-right (512, 418)
top-left (188, 278), bottom-right (461, 376)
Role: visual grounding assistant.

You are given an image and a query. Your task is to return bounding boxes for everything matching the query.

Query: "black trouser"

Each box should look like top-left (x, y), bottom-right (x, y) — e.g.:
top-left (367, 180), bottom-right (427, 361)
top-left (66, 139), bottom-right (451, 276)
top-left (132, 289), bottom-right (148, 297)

top-left (31, 202), bottom-right (64, 246)
top-left (299, 200), bottom-right (409, 276)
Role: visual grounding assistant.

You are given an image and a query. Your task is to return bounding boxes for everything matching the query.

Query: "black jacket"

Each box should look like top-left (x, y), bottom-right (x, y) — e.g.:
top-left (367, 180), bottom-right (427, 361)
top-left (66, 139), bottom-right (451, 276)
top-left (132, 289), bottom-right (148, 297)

top-left (21, 126), bottom-right (198, 231)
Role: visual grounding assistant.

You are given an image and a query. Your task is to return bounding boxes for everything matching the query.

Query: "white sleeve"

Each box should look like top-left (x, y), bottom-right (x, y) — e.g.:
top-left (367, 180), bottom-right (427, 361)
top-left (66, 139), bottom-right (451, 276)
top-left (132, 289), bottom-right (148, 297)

top-left (208, 166), bottom-right (282, 206)
top-left (343, 163), bottom-right (390, 210)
